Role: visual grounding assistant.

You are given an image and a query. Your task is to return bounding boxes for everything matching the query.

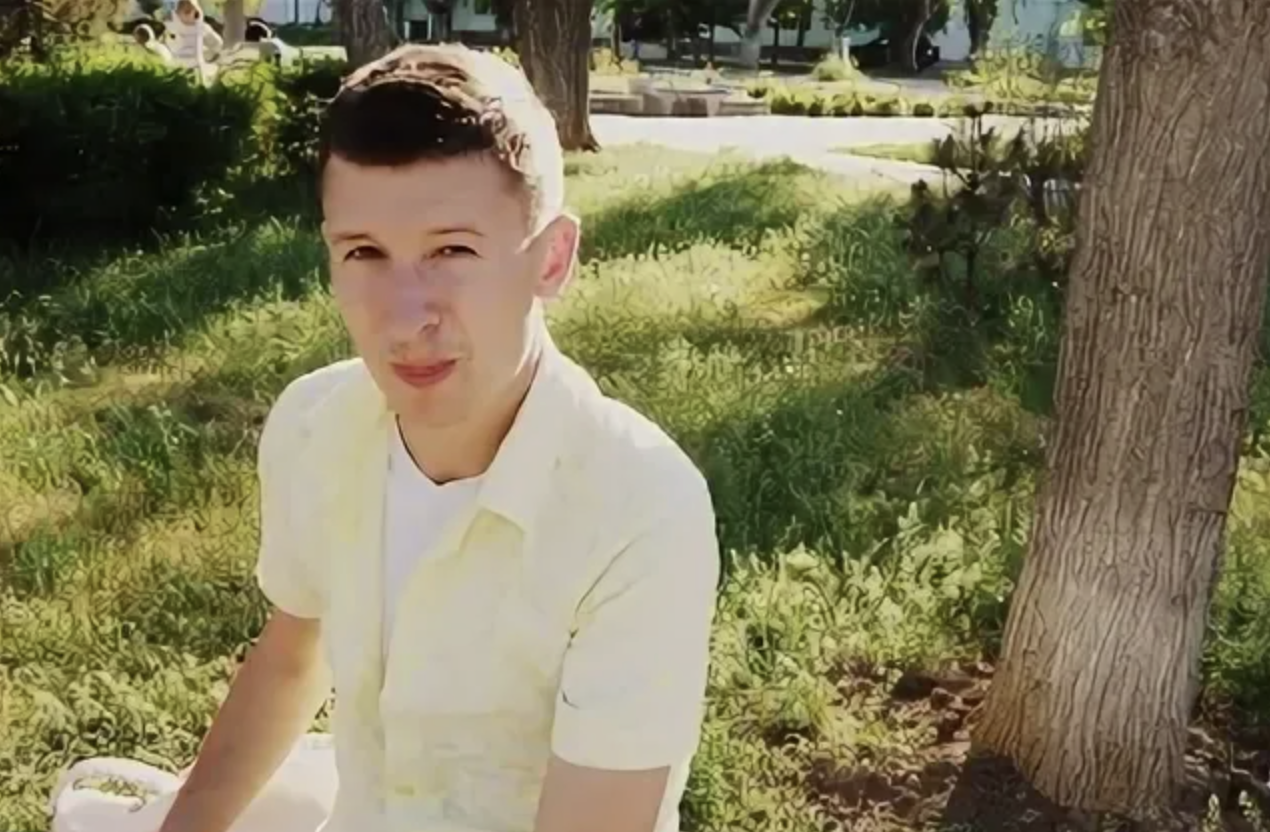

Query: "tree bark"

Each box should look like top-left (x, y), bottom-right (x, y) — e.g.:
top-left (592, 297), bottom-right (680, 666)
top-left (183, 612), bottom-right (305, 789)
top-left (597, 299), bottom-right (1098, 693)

top-left (222, 0), bottom-right (245, 47)
top-left (966, 0), bottom-right (997, 59)
top-left (333, 0), bottom-right (396, 67)
top-left (512, 0), bottom-right (598, 153)
top-left (973, 0), bottom-right (1270, 821)
top-left (740, 0), bottom-right (781, 68)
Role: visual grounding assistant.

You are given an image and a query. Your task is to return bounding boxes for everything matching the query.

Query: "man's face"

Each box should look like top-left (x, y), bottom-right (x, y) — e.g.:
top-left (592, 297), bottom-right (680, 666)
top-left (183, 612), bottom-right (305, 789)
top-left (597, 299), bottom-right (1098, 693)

top-left (321, 152), bottom-right (577, 429)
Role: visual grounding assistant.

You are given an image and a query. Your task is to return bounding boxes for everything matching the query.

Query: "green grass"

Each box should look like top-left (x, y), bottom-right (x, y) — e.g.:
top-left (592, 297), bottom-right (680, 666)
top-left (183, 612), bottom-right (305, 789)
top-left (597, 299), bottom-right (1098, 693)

top-left (2, 145), bottom-right (1269, 832)
top-left (835, 142), bottom-right (938, 165)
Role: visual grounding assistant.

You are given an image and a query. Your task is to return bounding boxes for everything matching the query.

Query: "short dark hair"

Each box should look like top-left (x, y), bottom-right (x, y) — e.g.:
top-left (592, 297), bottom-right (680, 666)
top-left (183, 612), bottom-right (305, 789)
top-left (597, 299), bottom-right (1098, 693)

top-left (317, 44), bottom-right (564, 232)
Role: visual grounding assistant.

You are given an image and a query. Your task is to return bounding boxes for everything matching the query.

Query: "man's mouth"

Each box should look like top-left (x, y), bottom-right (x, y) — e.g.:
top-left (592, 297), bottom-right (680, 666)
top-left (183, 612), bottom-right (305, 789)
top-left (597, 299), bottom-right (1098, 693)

top-left (390, 359), bottom-right (457, 389)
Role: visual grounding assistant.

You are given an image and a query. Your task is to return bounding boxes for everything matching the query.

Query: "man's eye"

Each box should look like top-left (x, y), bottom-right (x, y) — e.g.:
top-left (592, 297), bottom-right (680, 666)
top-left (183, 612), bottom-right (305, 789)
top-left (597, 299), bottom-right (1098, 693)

top-left (344, 246), bottom-right (383, 262)
top-left (435, 245), bottom-right (477, 258)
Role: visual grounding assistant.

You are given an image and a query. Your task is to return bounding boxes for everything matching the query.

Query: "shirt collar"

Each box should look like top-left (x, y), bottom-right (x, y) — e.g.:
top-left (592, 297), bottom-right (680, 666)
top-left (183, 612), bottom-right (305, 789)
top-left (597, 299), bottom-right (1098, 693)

top-left (475, 336), bottom-right (582, 533)
top-left (301, 334), bottom-right (587, 536)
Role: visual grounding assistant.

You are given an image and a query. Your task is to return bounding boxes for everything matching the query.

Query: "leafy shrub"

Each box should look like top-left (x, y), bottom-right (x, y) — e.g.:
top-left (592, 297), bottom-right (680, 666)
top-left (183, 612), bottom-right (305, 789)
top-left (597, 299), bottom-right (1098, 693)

top-left (267, 56), bottom-right (349, 179)
top-left (0, 51), bottom-right (262, 246)
top-left (810, 54), bottom-right (855, 82)
top-left (895, 114), bottom-right (1088, 398)
top-left (590, 46), bottom-right (638, 75)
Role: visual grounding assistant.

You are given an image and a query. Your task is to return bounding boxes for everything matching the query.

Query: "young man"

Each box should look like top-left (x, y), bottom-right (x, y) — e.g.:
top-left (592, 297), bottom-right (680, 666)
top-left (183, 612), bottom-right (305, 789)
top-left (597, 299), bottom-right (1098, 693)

top-left (155, 43), bottom-right (720, 832)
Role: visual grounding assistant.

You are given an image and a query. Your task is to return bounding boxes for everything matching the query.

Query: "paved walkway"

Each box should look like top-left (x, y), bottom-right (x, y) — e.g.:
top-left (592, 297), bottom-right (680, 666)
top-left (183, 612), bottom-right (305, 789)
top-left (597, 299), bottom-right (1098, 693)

top-left (591, 114), bottom-right (1068, 186)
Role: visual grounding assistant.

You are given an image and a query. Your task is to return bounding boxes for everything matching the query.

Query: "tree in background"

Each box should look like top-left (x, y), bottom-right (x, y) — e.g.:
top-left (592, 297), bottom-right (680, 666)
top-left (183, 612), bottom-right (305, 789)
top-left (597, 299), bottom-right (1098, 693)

top-left (739, 0), bottom-right (780, 67)
top-left (512, 0), bottom-right (597, 152)
top-left (598, 0), bottom-right (748, 63)
top-left (474, 0), bottom-right (514, 43)
top-left (963, 0), bottom-right (996, 58)
top-left (851, 0), bottom-right (949, 72)
top-left (332, 0), bottom-right (396, 66)
top-left (742, 0), bottom-right (951, 71)
top-left (959, 0), bottom-right (1270, 824)
top-left (1080, 0), bottom-right (1112, 45)
top-left (0, 0), bottom-right (131, 58)
top-left (222, 0), bottom-right (245, 46)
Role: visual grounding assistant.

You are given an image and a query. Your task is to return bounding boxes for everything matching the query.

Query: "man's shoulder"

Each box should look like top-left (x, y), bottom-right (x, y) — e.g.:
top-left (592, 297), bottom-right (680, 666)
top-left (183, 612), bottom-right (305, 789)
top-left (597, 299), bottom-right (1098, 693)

top-left (570, 383), bottom-right (713, 524)
top-left (261, 358), bottom-right (374, 454)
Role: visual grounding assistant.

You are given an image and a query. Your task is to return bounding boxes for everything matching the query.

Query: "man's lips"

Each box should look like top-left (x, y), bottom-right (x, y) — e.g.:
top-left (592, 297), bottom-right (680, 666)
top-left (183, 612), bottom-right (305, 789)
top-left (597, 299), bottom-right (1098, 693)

top-left (390, 359), bottom-right (457, 388)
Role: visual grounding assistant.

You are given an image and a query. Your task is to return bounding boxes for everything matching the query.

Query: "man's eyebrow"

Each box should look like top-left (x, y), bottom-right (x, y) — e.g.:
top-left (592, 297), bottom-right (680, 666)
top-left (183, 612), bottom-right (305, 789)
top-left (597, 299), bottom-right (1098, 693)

top-left (326, 229), bottom-right (371, 244)
top-left (324, 225), bottom-right (486, 243)
top-left (429, 225), bottom-right (486, 237)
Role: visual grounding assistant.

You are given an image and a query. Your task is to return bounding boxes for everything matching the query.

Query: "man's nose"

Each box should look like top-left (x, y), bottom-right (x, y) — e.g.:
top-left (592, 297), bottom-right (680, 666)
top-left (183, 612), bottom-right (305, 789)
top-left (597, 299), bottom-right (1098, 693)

top-left (385, 262), bottom-right (446, 331)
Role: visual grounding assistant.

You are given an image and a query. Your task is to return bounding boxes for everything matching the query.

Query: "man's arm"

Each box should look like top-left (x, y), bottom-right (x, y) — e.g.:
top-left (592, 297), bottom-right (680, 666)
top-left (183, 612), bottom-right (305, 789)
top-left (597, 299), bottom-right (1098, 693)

top-left (157, 610), bottom-right (330, 832)
top-left (535, 465), bottom-right (720, 832)
top-left (159, 385), bottom-right (331, 832)
top-left (534, 757), bottom-right (670, 832)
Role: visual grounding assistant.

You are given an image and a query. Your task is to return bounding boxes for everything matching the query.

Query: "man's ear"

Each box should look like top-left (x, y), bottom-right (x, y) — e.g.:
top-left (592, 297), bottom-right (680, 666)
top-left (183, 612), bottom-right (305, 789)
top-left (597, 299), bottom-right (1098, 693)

top-left (534, 212), bottom-right (581, 300)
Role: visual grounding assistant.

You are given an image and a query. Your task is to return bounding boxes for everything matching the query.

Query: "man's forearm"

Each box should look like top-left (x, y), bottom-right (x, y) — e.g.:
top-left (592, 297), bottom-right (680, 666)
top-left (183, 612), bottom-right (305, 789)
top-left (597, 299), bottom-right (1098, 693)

top-left (157, 613), bottom-right (330, 832)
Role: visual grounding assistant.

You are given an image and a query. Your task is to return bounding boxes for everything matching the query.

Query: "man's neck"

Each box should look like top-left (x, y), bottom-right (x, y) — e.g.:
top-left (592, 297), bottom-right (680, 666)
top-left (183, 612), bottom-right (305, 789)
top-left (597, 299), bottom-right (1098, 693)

top-left (396, 343), bottom-right (543, 484)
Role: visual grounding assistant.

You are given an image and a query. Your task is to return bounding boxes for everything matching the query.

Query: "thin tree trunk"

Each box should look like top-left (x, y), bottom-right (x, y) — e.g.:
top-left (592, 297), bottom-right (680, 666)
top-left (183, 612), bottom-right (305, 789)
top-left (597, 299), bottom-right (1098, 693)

top-left (333, 0), bottom-right (396, 67)
top-left (512, 0), bottom-right (598, 152)
top-left (222, 0), bottom-right (246, 47)
top-left (740, 0), bottom-right (780, 68)
top-left (972, 0), bottom-right (1270, 821)
top-left (966, 0), bottom-right (997, 60)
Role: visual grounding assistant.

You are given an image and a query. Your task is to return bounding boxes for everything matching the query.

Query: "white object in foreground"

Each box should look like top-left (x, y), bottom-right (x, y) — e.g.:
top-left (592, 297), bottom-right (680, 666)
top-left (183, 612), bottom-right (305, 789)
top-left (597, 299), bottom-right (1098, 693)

top-left (49, 733), bottom-right (337, 832)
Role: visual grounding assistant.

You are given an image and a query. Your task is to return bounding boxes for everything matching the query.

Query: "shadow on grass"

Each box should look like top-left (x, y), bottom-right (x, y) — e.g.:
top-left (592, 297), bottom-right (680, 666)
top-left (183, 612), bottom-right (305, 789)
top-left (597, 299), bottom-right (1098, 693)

top-left (0, 324), bottom-right (347, 600)
top-left (795, 194), bottom-right (1063, 414)
top-left (689, 363), bottom-right (924, 561)
top-left (580, 157), bottom-right (823, 262)
top-left (0, 219), bottom-right (326, 378)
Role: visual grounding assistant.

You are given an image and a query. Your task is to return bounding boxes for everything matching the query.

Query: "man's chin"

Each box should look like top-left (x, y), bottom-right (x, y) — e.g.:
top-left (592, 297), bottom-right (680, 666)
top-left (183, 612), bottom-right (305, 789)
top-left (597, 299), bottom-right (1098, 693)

top-left (390, 390), bottom-right (467, 430)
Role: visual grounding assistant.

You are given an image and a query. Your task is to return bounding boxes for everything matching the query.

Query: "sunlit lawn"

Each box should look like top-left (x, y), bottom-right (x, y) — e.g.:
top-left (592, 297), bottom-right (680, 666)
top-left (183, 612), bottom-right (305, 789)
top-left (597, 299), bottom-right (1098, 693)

top-left (2, 144), bottom-right (1269, 832)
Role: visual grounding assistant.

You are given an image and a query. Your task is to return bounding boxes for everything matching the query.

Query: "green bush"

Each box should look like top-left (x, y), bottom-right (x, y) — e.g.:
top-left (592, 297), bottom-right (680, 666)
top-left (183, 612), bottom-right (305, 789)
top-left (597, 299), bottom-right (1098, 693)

top-left (810, 54), bottom-right (855, 82)
top-left (268, 56), bottom-right (350, 179)
top-left (0, 52), bottom-right (262, 246)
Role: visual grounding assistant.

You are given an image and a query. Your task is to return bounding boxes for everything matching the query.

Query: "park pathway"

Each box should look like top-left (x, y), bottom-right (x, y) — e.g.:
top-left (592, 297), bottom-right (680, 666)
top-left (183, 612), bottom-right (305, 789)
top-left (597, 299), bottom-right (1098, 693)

top-left (590, 114), bottom-right (1068, 186)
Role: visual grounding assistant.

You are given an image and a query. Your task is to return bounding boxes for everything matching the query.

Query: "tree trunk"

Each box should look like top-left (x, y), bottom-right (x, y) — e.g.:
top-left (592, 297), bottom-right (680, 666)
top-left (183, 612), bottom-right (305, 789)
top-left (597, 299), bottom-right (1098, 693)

top-left (972, 0), bottom-right (1270, 821)
top-left (222, 0), bottom-right (246, 47)
top-left (966, 0), bottom-right (997, 60)
top-left (333, 0), bottom-right (396, 67)
top-left (512, 0), bottom-right (598, 153)
top-left (740, 0), bottom-right (781, 68)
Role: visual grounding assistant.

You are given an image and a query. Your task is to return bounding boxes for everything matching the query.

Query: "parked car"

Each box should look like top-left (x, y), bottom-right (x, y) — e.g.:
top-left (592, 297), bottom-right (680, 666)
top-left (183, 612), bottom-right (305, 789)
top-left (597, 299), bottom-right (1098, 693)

top-left (850, 32), bottom-right (940, 71)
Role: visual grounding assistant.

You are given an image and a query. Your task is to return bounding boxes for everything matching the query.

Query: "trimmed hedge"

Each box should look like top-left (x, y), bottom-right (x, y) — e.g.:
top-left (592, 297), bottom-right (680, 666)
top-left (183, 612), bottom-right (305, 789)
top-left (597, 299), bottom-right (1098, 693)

top-left (0, 50), bottom-right (350, 247)
top-left (748, 80), bottom-right (1081, 119)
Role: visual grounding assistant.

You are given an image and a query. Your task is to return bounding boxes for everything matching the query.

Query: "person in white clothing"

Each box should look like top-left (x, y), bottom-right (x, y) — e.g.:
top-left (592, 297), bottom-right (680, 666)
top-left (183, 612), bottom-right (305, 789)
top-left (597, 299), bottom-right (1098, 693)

top-left (164, 0), bottom-right (222, 82)
top-left (132, 24), bottom-right (174, 64)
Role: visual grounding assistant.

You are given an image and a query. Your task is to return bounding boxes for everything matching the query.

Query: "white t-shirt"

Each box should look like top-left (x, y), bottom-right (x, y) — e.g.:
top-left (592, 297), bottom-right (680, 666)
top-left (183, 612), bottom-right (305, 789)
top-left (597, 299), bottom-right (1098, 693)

top-left (164, 17), bottom-right (219, 69)
top-left (382, 419), bottom-right (482, 651)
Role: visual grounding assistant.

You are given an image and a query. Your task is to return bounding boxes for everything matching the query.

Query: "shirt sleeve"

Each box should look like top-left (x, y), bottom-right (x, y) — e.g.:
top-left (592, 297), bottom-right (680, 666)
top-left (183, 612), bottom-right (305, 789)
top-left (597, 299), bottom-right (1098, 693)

top-left (550, 471), bottom-right (721, 771)
top-left (254, 398), bottom-right (325, 619)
